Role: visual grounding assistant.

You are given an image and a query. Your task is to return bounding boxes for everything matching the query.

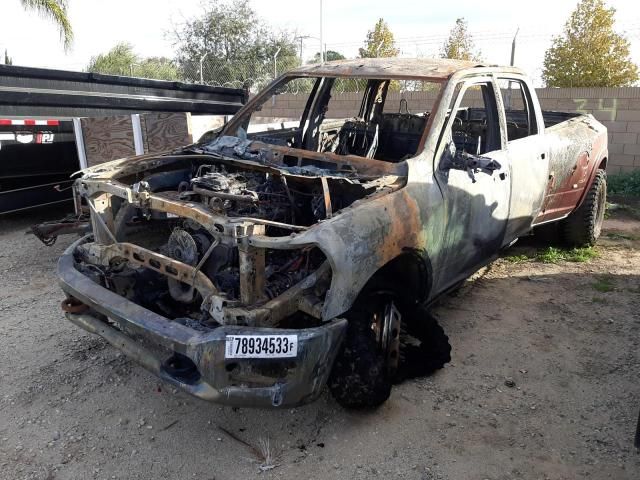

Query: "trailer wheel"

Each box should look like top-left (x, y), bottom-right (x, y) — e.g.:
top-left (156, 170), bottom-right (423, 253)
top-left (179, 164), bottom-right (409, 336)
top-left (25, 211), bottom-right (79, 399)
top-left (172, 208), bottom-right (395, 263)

top-left (561, 169), bottom-right (607, 247)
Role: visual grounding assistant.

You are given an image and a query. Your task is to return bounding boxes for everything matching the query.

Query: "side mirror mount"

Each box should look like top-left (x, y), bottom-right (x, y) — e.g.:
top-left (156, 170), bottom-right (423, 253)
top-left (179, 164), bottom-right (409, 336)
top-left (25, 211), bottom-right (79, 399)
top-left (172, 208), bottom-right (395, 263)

top-left (441, 143), bottom-right (502, 183)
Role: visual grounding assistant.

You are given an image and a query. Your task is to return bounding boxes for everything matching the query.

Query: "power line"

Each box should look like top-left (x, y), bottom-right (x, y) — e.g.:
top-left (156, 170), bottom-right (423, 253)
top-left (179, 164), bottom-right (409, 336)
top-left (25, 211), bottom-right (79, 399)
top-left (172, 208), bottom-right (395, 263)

top-left (324, 24), bottom-right (640, 50)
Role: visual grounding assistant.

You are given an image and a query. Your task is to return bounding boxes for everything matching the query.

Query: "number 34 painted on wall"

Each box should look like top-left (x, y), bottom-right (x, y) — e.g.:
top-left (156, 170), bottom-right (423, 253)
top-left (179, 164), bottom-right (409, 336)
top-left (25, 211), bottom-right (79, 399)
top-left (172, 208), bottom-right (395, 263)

top-left (573, 98), bottom-right (618, 121)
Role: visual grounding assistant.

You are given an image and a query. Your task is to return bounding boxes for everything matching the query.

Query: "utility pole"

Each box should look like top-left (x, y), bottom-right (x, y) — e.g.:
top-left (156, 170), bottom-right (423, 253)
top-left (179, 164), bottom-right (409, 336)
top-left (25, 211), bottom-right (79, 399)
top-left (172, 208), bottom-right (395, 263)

top-left (294, 35), bottom-right (311, 63)
top-left (319, 0), bottom-right (324, 63)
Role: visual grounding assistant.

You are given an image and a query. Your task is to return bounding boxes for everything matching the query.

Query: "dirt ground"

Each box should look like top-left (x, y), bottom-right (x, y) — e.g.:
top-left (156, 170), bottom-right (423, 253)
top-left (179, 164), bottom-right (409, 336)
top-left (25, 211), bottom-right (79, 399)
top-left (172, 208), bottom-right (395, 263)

top-left (1, 204), bottom-right (639, 480)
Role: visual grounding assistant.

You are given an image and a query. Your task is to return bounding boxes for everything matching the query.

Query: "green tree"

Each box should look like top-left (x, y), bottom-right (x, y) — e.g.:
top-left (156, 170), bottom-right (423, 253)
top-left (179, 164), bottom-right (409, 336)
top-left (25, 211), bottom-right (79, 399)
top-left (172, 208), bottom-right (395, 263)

top-left (441, 18), bottom-right (481, 61)
top-left (87, 43), bottom-right (136, 76)
top-left (136, 57), bottom-right (181, 81)
top-left (171, 0), bottom-right (299, 89)
top-left (543, 0), bottom-right (638, 87)
top-left (87, 43), bottom-right (180, 81)
top-left (20, 0), bottom-right (73, 50)
top-left (358, 18), bottom-right (399, 58)
top-left (4, 49), bottom-right (12, 65)
top-left (309, 50), bottom-right (346, 63)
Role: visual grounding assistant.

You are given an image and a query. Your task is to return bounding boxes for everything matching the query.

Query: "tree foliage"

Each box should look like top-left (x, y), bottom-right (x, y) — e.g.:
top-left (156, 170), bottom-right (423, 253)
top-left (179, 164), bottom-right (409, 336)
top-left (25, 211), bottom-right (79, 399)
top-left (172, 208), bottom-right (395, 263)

top-left (87, 43), bottom-right (180, 81)
top-left (310, 50), bottom-right (346, 63)
top-left (542, 0), bottom-right (638, 87)
top-left (358, 18), bottom-right (399, 58)
top-left (20, 0), bottom-right (73, 50)
top-left (441, 18), bottom-right (481, 61)
top-left (171, 0), bottom-right (299, 89)
top-left (4, 49), bottom-right (12, 65)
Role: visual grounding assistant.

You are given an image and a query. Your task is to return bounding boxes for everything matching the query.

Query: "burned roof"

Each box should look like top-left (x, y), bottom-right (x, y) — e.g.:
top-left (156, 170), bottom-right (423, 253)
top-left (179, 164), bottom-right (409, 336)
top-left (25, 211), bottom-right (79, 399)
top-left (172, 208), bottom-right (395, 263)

top-left (289, 57), bottom-right (489, 81)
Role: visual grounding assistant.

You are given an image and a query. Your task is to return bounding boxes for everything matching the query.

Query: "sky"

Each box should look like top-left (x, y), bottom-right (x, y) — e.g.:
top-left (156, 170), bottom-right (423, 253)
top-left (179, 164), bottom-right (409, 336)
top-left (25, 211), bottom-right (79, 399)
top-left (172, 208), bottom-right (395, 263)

top-left (1, 0), bottom-right (640, 86)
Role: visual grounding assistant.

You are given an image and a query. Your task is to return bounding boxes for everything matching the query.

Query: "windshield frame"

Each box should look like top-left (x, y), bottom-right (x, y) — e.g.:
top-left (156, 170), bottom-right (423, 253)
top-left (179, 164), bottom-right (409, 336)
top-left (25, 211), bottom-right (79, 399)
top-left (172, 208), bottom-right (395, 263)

top-left (221, 74), bottom-right (446, 162)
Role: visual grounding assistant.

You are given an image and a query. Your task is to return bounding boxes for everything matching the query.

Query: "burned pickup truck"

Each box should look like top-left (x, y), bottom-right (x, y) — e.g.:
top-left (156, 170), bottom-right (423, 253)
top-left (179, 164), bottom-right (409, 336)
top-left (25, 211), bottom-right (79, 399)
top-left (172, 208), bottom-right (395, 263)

top-left (58, 58), bottom-right (608, 409)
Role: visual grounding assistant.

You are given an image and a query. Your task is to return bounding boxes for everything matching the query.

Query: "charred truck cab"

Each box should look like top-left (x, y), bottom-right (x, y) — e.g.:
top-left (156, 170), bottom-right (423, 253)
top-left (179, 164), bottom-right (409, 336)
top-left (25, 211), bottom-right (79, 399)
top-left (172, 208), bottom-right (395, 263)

top-left (58, 59), bottom-right (608, 408)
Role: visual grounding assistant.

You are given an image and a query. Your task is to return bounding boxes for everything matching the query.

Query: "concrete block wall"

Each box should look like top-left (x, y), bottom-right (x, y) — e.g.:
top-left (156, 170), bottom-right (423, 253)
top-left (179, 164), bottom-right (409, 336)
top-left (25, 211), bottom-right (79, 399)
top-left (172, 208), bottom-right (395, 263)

top-left (256, 88), bottom-right (640, 174)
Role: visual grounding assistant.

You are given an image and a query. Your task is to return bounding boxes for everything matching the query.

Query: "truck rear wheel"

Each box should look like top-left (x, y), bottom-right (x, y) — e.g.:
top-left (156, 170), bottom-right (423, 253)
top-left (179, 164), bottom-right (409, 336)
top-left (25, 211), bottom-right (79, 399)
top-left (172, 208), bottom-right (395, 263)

top-left (328, 284), bottom-right (450, 409)
top-left (561, 169), bottom-right (606, 247)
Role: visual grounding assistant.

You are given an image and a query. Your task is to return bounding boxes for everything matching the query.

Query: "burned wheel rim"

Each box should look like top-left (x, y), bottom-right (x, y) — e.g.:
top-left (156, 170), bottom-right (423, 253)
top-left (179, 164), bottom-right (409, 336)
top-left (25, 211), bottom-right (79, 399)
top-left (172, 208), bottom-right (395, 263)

top-left (370, 299), bottom-right (402, 375)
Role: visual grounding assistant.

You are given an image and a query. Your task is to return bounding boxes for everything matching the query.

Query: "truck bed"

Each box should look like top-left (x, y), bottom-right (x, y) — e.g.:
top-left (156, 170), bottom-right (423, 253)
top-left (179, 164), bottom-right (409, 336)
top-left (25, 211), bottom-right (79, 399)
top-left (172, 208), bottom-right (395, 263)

top-left (503, 109), bottom-right (582, 132)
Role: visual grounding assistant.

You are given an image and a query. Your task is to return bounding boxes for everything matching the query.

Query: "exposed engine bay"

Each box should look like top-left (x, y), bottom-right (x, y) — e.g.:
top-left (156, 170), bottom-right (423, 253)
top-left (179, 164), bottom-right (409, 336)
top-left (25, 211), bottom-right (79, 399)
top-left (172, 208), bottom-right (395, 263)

top-left (182, 162), bottom-right (368, 226)
top-left (73, 142), bottom-right (405, 330)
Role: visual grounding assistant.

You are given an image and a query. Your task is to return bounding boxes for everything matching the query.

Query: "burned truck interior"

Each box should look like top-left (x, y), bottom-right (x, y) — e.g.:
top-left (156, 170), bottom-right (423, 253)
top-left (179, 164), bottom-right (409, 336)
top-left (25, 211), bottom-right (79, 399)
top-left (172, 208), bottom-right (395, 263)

top-left (226, 76), bottom-right (442, 163)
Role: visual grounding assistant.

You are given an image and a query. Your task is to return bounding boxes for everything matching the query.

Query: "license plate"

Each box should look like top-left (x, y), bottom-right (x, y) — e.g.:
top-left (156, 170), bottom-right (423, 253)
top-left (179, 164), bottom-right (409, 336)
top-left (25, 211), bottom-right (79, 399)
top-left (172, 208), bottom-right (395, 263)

top-left (225, 335), bottom-right (298, 359)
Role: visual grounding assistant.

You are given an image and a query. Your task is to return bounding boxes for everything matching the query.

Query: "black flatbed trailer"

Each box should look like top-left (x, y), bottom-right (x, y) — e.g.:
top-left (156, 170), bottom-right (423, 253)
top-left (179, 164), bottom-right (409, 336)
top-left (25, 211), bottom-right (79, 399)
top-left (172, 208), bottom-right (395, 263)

top-left (0, 118), bottom-right (76, 214)
top-left (0, 64), bottom-right (247, 215)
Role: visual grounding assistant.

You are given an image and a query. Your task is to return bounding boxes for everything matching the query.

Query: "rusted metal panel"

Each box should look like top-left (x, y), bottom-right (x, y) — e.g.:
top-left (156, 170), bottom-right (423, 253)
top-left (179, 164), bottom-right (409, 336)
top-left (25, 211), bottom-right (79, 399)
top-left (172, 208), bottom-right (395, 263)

top-left (534, 115), bottom-right (608, 223)
top-left (238, 243), bottom-right (266, 305)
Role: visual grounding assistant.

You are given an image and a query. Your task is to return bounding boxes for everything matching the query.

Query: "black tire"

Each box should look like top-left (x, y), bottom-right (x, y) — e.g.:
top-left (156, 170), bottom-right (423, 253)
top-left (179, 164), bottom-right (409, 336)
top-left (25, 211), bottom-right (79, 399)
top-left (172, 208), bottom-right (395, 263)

top-left (328, 291), bottom-right (394, 409)
top-left (328, 286), bottom-right (451, 409)
top-left (561, 169), bottom-right (607, 247)
top-left (396, 307), bottom-right (451, 382)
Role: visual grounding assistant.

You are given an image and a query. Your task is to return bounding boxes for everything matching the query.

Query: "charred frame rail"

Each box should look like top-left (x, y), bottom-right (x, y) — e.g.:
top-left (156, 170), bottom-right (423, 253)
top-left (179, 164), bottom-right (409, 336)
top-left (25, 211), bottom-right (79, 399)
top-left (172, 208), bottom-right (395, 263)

top-left (75, 177), bottom-right (329, 327)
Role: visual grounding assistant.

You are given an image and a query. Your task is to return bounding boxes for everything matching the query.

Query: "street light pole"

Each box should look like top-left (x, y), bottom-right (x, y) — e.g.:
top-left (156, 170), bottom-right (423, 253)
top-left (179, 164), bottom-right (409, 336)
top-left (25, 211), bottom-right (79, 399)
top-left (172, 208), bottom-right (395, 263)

top-left (510, 27), bottom-right (520, 66)
top-left (506, 27), bottom-right (520, 110)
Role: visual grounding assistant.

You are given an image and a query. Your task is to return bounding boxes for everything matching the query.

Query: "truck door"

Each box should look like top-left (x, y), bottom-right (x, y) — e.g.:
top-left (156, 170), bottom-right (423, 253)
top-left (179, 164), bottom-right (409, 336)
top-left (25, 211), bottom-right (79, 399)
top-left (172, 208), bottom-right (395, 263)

top-left (495, 77), bottom-right (549, 243)
top-left (434, 77), bottom-right (511, 287)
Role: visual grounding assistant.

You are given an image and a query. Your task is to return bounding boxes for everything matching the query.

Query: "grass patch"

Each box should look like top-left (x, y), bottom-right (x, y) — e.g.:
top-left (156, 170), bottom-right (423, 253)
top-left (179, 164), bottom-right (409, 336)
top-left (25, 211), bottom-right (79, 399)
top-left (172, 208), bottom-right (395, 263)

top-left (607, 170), bottom-right (640, 196)
top-left (535, 246), bottom-right (598, 263)
top-left (503, 246), bottom-right (598, 265)
top-left (592, 275), bottom-right (615, 293)
top-left (503, 253), bottom-right (532, 263)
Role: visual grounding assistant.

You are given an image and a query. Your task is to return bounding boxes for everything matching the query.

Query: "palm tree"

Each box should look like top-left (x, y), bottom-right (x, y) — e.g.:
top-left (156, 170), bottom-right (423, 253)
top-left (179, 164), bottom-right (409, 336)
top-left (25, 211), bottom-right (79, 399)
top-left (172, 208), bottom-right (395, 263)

top-left (20, 0), bottom-right (73, 50)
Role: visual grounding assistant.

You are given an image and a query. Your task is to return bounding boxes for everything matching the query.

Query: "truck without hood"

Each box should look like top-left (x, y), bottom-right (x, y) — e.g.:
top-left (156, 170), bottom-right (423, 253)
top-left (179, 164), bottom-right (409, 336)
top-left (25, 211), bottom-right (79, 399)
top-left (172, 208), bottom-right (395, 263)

top-left (58, 58), bottom-right (608, 409)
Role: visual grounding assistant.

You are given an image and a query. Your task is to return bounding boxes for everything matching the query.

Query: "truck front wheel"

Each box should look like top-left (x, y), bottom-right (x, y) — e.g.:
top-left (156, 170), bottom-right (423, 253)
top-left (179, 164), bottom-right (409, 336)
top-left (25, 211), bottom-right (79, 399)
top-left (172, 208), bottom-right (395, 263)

top-left (328, 284), bottom-right (451, 409)
top-left (561, 169), bottom-right (607, 247)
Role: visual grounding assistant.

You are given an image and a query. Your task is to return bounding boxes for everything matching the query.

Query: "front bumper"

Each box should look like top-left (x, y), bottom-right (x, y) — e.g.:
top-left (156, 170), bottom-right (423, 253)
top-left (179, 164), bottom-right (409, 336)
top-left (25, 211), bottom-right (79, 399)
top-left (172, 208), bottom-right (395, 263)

top-left (57, 236), bottom-right (347, 408)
